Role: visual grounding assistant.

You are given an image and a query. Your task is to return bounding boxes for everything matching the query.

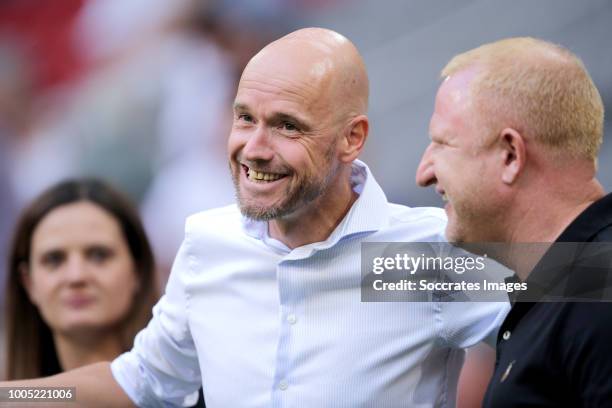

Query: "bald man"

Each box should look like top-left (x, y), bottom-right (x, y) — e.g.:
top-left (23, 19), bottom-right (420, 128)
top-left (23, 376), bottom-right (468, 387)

top-left (2, 28), bottom-right (507, 407)
top-left (417, 37), bottom-right (612, 406)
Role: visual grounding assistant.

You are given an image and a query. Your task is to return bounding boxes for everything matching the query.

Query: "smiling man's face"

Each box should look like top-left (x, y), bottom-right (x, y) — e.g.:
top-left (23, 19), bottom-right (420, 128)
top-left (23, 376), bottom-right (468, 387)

top-left (228, 39), bottom-right (344, 221)
top-left (416, 70), bottom-right (503, 242)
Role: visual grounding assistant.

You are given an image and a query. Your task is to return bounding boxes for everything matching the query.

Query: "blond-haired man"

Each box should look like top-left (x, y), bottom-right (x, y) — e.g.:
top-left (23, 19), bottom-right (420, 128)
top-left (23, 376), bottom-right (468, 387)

top-left (417, 37), bottom-right (612, 406)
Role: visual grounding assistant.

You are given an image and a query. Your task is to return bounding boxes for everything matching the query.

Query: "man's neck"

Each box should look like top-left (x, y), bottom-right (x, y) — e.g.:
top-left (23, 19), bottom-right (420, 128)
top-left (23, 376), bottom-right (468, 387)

top-left (510, 180), bottom-right (603, 242)
top-left (503, 178), bottom-right (604, 279)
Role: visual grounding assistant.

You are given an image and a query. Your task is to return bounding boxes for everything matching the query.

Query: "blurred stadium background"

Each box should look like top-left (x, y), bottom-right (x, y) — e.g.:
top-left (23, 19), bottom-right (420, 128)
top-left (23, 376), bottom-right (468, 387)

top-left (1, 0), bottom-right (610, 401)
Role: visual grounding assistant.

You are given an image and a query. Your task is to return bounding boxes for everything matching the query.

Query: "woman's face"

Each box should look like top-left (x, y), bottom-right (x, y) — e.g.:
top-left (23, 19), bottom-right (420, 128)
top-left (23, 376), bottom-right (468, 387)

top-left (24, 201), bottom-right (139, 337)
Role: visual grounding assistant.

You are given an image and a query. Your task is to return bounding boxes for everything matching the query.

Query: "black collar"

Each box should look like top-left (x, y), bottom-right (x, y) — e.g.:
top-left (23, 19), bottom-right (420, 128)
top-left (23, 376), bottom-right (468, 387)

top-left (555, 192), bottom-right (612, 242)
top-left (514, 192), bottom-right (612, 302)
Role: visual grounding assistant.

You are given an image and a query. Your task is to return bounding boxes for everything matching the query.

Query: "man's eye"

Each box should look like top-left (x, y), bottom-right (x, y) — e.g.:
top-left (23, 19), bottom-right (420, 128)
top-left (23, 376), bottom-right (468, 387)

top-left (281, 122), bottom-right (298, 132)
top-left (238, 114), bottom-right (253, 122)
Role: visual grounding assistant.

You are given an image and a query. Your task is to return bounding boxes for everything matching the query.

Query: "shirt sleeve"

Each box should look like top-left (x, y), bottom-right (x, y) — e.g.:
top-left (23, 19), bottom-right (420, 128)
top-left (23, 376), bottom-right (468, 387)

top-left (439, 300), bottom-right (510, 349)
top-left (111, 226), bottom-right (201, 407)
top-left (434, 244), bottom-right (511, 348)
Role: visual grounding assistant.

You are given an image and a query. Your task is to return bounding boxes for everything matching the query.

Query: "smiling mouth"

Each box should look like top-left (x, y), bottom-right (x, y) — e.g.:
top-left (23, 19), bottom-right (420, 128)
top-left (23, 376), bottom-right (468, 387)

top-left (242, 164), bottom-right (287, 182)
top-left (436, 188), bottom-right (449, 202)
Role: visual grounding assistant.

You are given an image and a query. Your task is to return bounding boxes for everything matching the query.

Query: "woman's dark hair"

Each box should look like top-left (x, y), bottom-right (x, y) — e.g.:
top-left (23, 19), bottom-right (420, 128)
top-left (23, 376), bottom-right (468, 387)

top-left (4, 178), bottom-right (158, 379)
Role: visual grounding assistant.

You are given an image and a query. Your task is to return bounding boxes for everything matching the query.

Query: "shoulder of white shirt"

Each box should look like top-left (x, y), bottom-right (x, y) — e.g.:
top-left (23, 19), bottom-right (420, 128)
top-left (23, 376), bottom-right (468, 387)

top-left (387, 203), bottom-right (446, 224)
top-left (184, 202), bottom-right (447, 240)
top-left (185, 204), bottom-right (241, 233)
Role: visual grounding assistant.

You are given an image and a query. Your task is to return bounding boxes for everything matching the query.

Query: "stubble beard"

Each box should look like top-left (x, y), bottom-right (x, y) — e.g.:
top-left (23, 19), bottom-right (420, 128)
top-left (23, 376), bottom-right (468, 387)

top-left (449, 193), bottom-right (499, 244)
top-left (230, 146), bottom-right (338, 221)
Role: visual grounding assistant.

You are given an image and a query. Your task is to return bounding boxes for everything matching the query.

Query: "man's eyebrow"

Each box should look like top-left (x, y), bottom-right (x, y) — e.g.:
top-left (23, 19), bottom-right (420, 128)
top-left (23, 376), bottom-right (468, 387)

top-left (233, 102), bottom-right (249, 112)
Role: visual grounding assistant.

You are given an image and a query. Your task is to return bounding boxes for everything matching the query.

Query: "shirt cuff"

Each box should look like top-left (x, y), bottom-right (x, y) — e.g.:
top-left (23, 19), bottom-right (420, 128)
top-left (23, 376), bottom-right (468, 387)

top-left (111, 352), bottom-right (145, 407)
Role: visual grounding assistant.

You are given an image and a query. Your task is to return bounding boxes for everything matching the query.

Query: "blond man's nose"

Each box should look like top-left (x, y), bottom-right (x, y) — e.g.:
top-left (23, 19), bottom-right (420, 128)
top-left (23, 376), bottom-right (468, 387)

top-left (416, 143), bottom-right (436, 187)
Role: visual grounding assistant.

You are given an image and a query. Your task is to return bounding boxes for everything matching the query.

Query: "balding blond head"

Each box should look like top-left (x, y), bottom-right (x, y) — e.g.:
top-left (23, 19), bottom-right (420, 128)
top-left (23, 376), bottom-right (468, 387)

top-left (442, 37), bottom-right (604, 162)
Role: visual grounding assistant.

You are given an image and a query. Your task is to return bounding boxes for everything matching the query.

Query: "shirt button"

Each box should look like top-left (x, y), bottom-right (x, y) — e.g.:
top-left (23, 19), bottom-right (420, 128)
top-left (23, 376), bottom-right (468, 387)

top-left (279, 380), bottom-right (289, 391)
top-left (502, 330), bottom-right (511, 340)
top-left (286, 314), bottom-right (297, 325)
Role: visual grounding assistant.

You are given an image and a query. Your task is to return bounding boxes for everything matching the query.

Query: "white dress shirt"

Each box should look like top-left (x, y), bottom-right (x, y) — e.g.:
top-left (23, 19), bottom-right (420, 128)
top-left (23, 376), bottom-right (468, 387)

top-left (111, 160), bottom-right (508, 407)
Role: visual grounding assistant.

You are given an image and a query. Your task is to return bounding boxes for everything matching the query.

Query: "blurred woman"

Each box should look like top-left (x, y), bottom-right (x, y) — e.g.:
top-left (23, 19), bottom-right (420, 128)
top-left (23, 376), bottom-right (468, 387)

top-left (4, 178), bottom-right (158, 379)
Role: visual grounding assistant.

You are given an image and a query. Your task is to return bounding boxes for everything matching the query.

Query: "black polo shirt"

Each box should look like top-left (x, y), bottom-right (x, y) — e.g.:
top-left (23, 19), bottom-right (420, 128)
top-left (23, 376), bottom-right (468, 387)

top-left (483, 193), bottom-right (612, 407)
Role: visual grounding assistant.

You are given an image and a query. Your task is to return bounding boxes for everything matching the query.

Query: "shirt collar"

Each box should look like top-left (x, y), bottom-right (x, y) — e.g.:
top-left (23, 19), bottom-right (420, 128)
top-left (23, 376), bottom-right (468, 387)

top-left (513, 192), bottom-right (612, 302)
top-left (241, 160), bottom-right (390, 255)
top-left (555, 192), bottom-right (612, 242)
top-left (332, 159), bottom-right (390, 237)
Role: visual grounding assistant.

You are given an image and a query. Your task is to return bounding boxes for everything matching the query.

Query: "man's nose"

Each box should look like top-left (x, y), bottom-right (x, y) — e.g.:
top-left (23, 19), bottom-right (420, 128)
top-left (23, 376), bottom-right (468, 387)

top-left (416, 143), bottom-right (437, 187)
top-left (242, 125), bottom-right (274, 162)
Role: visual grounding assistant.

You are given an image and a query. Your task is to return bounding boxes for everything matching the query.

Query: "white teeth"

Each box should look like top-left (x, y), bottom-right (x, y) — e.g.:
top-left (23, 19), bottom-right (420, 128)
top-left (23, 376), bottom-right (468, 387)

top-left (247, 168), bottom-right (283, 182)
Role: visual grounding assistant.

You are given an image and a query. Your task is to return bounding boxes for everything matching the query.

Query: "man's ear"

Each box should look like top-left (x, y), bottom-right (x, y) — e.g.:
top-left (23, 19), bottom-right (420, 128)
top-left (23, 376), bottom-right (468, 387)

top-left (498, 127), bottom-right (526, 184)
top-left (19, 262), bottom-right (38, 305)
top-left (338, 115), bottom-right (369, 163)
